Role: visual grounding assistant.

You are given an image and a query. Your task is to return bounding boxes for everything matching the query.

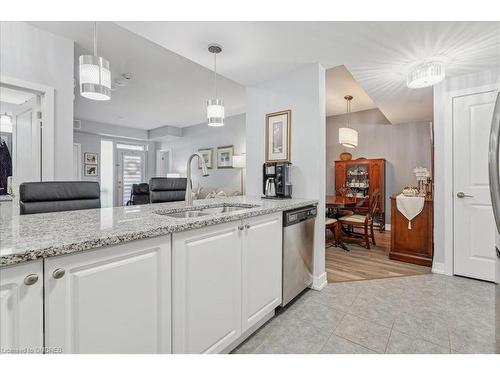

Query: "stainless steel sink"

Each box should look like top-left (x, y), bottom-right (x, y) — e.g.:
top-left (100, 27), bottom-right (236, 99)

top-left (159, 210), bottom-right (210, 219)
top-left (200, 205), bottom-right (251, 214)
top-left (154, 204), bottom-right (258, 219)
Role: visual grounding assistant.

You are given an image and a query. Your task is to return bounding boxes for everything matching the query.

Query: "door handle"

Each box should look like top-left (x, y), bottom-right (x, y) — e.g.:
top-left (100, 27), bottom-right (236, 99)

top-left (456, 192), bottom-right (473, 198)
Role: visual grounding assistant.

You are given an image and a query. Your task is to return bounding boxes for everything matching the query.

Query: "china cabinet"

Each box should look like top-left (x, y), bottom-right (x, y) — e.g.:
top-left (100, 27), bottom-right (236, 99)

top-left (334, 158), bottom-right (386, 229)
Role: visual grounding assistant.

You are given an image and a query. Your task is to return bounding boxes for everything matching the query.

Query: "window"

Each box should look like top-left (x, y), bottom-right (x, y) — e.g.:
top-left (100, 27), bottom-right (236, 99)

top-left (116, 143), bottom-right (145, 151)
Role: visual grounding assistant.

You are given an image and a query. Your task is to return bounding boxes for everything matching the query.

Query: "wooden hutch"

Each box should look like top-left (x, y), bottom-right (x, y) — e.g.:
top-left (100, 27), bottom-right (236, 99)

top-left (334, 158), bottom-right (386, 229)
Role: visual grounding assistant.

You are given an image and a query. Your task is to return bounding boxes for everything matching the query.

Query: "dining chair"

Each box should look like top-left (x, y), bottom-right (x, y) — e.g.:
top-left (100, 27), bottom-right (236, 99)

top-left (325, 217), bottom-right (339, 248)
top-left (338, 191), bottom-right (380, 249)
top-left (19, 181), bottom-right (101, 215)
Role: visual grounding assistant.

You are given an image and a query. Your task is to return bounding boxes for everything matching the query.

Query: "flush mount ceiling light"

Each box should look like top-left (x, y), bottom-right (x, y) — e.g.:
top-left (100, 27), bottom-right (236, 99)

top-left (207, 44), bottom-right (224, 127)
top-left (79, 22), bottom-right (111, 101)
top-left (339, 95), bottom-right (358, 148)
top-left (406, 61), bottom-right (445, 89)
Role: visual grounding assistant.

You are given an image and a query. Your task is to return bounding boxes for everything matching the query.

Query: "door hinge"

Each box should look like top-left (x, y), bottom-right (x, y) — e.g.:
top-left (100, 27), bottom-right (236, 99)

top-left (36, 111), bottom-right (42, 120)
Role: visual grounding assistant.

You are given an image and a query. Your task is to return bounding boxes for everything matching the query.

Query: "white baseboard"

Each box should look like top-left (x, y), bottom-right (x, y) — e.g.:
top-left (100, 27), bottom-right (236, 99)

top-left (432, 262), bottom-right (445, 275)
top-left (384, 224), bottom-right (391, 231)
top-left (311, 272), bottom-right (327, 290)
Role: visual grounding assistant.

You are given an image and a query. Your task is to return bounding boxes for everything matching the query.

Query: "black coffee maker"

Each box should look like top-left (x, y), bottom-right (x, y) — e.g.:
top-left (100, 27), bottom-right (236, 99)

top-left (262, 162), bottom-right (292, 198)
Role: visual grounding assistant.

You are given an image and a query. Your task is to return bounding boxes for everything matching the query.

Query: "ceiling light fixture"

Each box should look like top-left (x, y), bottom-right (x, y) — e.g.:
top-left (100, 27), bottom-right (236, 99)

top-left (79, 22), bottom-right (111, 101)
top-left (207, 44), bottom-right (224, 127)
top-left (406, 61), bottom-right (445, 89)
top-left (339, 95), bottom-right (358, 148)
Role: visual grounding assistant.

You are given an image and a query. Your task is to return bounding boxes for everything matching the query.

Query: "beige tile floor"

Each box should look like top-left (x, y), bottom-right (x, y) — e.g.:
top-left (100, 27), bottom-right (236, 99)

top-left (232, 274), bottom-right (499, 354)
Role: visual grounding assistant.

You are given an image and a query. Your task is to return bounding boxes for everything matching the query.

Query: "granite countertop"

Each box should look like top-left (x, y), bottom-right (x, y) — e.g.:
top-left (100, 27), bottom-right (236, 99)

top-left (0, 196), bottom-right (318, 267)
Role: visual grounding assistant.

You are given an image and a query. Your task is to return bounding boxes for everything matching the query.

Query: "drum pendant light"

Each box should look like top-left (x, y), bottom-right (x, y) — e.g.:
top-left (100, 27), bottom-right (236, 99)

top-left (207, 44), bottom-right (224, 127)
top-left (339, 95), bottom-right (358, 148)
top-left (79, 22), bottom-right (111, 101)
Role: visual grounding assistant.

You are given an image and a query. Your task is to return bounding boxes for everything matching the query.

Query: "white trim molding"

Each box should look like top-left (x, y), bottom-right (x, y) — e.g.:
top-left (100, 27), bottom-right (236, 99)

top-left (311, 272), bottom-right (327, 291)
top-left (431, 262), bottom-right (445, 275)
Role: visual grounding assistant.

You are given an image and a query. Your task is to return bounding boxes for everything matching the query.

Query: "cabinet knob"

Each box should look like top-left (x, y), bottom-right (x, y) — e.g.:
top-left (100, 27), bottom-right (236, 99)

top-left (245, 224), bottom-right (251, 229)
top-left (238, 225), bottom-right (244, 231)
top-left (52, 268), bottom-right (66, 279)
top-left (24, 274), bottom-right (39, 286)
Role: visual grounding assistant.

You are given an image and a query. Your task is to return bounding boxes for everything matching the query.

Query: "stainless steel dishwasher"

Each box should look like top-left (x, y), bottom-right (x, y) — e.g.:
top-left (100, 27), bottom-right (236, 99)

top-left (281, 205), bottom-right (317, 306)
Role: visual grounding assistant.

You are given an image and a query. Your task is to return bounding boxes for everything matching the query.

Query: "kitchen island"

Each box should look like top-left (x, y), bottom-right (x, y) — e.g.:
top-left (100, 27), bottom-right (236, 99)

top-left (0, 196), bottom-right (317, 354)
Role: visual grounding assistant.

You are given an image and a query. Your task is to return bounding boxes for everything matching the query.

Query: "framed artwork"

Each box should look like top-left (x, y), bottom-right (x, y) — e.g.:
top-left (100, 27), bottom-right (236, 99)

top-left (84, 152), bottom-right (98, 164)
top-left (265, 110), bottom-right (291, 162)
top-left (217, 145), bottom-right (234, 168)
top-left (84, 164), bottom-right (98, 177)
top-left (198, 148), bottom-right (213, 169)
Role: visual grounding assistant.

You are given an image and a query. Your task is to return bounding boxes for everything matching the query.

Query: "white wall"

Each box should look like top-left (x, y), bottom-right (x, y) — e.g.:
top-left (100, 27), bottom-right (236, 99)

top-left (161, 114), bottom-right (246, 191)
top-left (433, 69), bottom-right (500, 274)
top-left (246, 64), bottom-right (326, 289)
top-left (0, 21), bottom-right (74, 180)
top-left (327, 109), bottom-right (432, 225)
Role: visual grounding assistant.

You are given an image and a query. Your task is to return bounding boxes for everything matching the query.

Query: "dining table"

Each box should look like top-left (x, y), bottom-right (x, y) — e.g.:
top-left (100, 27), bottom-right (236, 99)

top-left (325, 195), bottom-right (359, 251)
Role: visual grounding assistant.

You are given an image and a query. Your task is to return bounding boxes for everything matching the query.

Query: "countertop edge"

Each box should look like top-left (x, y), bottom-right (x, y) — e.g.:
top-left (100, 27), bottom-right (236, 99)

top-left (1, 199), bottom-right (318, 268)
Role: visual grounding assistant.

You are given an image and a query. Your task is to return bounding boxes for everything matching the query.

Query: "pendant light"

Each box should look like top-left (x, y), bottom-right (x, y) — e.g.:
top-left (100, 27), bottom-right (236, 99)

top-left (207, 44), bottom-right (224, 127)
top-left (339, 95), bottom-right (358, 148)
top-left (79, 22), bottom-right (111, 101)
top-left (407, 61), bottom-right (445, 89)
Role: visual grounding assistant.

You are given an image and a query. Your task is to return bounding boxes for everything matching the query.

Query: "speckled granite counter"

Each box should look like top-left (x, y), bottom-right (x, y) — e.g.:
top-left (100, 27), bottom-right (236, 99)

top-left (0, 196), bottom-right (317, 267)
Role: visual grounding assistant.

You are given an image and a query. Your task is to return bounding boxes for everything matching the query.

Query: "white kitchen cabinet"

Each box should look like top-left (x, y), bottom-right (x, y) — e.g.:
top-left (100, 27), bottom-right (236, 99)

top-left (172, 221), bottom-right (242, 354)
top-left (0, 260), bottom-right (43, 354)
top-left (44, 236), bottom-right (171, 354)
top-left (172, 212), bottom-right (282, 353)
top-left (242, 213), bottom-right (282, 332)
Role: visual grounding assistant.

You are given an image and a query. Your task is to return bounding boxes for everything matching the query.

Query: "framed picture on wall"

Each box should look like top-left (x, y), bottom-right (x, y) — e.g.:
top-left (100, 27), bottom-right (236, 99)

top-left (266, 110), bottom-right (291, 162)
top-left (217, 145), bottom-right (234, 168)
top-left (84, 164), bottom-right (98, 177)
top-left (198, 148), bottom-right (213, 169)
top-left (84, 152), bottom-right (98, 164)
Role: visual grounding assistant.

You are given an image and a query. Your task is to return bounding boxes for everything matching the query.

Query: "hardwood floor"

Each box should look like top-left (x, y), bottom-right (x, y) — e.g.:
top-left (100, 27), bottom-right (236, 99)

top-left (326, 230), bottom-right (431, 283)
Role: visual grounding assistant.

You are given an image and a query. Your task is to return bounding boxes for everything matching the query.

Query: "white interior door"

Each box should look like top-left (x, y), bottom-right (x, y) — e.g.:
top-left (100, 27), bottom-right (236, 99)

top-left (12, 96), bottom-right (41, 194)
top-left (453, 90), bottom-right (498, 282)
top-left (116, 149), bottom-right (145, 206)
top-left (156, 150), bottom-right (170, 177)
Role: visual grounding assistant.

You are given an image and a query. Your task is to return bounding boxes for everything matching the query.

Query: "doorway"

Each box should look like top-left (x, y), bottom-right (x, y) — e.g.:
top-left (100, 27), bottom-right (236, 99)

top-left (452, 90), bottom-right (498, 282)
top-left (116, 144), bottom-right (146, 206)
top-left (0, 85), bottom-right (42, 199)
top-left (156, 149), bottom-right (170, 177)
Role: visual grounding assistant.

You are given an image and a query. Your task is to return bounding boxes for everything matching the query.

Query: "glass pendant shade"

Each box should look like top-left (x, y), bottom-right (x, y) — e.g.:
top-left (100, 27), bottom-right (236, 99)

top-left (79, 55), bottom-right (111, 101)
top-left (207, 44), bottom-right (224, 127)
top-left (207, 99), bottom-right (225, 127)
top-left (339, 127), bottom-right (358, 148)
top-left (407, 61), bottom-right (445, 89)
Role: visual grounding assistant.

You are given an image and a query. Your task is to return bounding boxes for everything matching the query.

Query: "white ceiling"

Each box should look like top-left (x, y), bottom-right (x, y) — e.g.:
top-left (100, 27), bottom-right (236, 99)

top-left (118, 21), bottom-right (500, 124)
top-left (0, 86), bottom-right (35, 105)
top-left (326, 65), bottom-right (377, 117)
top-left (29, 22), bottom-right (246, 129)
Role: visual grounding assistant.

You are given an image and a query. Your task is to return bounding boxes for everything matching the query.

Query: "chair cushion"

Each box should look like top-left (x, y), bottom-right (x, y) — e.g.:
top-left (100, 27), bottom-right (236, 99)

top-left (19, 181), bottom-right (101, 215)
top-left (325, 218), bottom-right (338, 225)
top-left (20, 181), bottom-right (100, 202)
top-left (339, 214), bottom-right (367, 223)
top-left (149, 178), bottom-right (188, 203)
top-left (149, 178), bottom-right (187, 191)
